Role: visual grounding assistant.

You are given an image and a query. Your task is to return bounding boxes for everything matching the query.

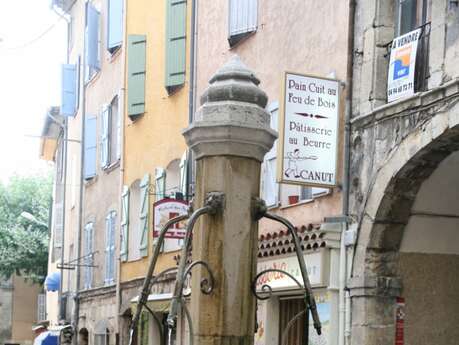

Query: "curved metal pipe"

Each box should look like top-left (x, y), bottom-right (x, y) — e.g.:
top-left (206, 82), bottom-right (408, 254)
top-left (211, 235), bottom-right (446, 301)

top-left (167, 205), bottom-right (212, 328)
top-left (263, 212), bottom-right (322, 336)
top-left (129, 214), bottom-right (189, 345)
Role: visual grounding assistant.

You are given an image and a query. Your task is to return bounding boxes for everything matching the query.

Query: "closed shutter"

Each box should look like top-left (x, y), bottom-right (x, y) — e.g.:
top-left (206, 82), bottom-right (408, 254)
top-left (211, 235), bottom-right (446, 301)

top-left (165, 0), bottom-right (187, 91)
top-left (53, 202), bottom-right (64, 262)
top-left (120, 186), bottom-right (129, 262)
top-left (105, 214), bottom-right (111, 284)
top-left (84, 222), bottom-right (94, 289)
top-left (127, 35), bottom-right (146, 118)
top-left (228, 0), bottom-right (257, 45)
top-left (86, 3), bottom-right (100, 70)
top-left (100, 105), bottom-right (110, 168)
top-left (61, 64), bottom-right (77, 116)
top-left (105, 211), bottom-right (116, 284)
top-left (139, 174), bottom-right (150, 257)
top-left (116, 90), bottom-right (123, 160)
top-left (179, 150), bottom-right (187, 197)
top-left (107, 0), bottom-right (123, 51)
top-left (155, 168), bottom-right (166, 200)
top-left (84, 115), bottom-right (97, 179)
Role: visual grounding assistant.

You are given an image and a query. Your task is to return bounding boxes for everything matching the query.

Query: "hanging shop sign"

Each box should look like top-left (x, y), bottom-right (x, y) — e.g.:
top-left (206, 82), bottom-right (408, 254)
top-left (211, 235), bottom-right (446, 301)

top-left (256, 251), bottom-right (326, 291)
top-left (278, 72), bottom-right (340, 187)
top-left (387, 28), bottom-right (422, 102)
top-left (153, 198), bottom-right (188, 239)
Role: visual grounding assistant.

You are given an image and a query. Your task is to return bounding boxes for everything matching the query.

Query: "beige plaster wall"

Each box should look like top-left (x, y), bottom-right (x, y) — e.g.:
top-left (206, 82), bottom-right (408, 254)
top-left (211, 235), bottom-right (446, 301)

top-left (10, 276), bottom-right (42, 344)
top-left (398, 253), bottom-right (459, 345)
top-left (196, 0), bottom-right (349, 230)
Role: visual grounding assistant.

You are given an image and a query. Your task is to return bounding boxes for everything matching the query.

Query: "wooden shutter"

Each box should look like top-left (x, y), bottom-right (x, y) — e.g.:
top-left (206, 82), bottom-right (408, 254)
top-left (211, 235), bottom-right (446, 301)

top-left (127, 35), bottom-right (146, 118)
top-left (165, 0), bottom-right (187, 90)
top-left (139, 174), bottom-right (150, 257)
top-left (116, 90), bottom-right (122, 160)
top-left (155, 168), bottom-right (166, 200)
top-left (84, 115), bottom-right (97, 179)
top-left (100, 105), bottom-right (110, 168)
top-left (61, 64), bottom-right (77, 116)
top-left (105, 214), bottom-right (111, 284)
top-left (84, 222), bottom-right (94, 289)
top-left (228, 0), bottom-right (257, 45)
top-left (109, 212), bottom-right (116, 282)
top-left (179, 150), bottom-right (188, 196)
top-left (37, 294), bottom-right (46, 321)
top-left (120, 186), bottom-right (129, 261)
top-left (107, 0), bottom-right (123, 51)
top-left (86, 3), bottom-right (100, 70)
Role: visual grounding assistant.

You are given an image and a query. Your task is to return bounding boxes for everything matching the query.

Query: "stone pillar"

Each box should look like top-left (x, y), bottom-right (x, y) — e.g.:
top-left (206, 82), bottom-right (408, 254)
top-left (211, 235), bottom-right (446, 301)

top-left (182, 56), bottom-right (276, 345)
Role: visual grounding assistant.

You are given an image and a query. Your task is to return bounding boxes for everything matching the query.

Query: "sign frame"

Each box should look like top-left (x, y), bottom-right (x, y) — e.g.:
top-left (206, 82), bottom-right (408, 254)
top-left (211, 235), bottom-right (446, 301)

top-left (277, 71), bottom-right (340, 188)
top-left (152, 198), bottom-right (189, 239)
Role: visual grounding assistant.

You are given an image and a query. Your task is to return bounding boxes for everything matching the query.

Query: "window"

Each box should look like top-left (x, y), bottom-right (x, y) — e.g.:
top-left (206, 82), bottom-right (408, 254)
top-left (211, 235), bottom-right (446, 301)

top-left (261, 102), bottom-right (279, 207)
top-left (127, 35), bottom-right (146, 119)
top-left (165, 0), bottom-right (187, 93)
top-left (85, 2), bottom-right (101, 81)
top-left (393, 0), bottom-right (430, 92)
top-left (107, 0), bottom-right (123, 53)
top-left (94, 322), bottom-right (109, 345)
top-left (84, 115), bottom-right (97, 179)
top-left (105, 211), bottom-right (116, 285)
top-left (83, 222), bottom-right (94, 289)
top-left (120, 186), bottom-right (129, 262)
top-left (100, 96), bottom-right (121, 169)
top-left (127, 175), bottom-right (150, 260)
top-left (395, 0), bottom-right (427, 36)
top-left (61, 64), bottom-right (77, 117)
top-left (228, 0), bottom-right (257, 46)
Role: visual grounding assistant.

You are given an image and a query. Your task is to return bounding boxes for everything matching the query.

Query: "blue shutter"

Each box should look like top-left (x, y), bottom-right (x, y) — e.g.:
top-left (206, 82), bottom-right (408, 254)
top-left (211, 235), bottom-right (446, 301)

top-left (84, 115), bottom-right (97, 179)
top-left (61, 64), bottom-right (77, 116)
top-left (228, 0), bottom-right (257, 45)
top-left (105, 214), bottom-right (111, 284)
top-left (86, 3), bottom-right (100, 70)
top-left (107, 0), bottom-right (123, 51)
top-left (165, 0), bottom-right (187, 90)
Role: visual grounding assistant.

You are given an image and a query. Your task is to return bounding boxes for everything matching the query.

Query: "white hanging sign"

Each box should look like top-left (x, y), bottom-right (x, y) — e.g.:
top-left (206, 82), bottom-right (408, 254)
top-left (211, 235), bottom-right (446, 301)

top-left (387, 28), bottom-right (422, 102)
top-left (278, 72), bottom-right (340, 187)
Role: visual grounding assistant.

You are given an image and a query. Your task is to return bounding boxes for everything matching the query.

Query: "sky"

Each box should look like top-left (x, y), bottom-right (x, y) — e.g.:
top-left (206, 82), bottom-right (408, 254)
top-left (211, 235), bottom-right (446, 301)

top-left (0, 0), bottom-right (67, 183)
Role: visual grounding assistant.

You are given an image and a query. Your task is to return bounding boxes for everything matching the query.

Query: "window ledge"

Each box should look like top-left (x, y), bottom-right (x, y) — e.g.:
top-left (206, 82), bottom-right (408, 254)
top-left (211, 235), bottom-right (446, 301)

top-left (85, 69), bottom-right (101, 87)
top-left (108, 46), bottom-right (122, 62)
top-left (280, 198), bottom-right (315, 210)
top-left (103, 160), bottom-right (120, 174)
top-left (228, 30), bottom-right (256, 49)
top-left (84, 175), bottom-right (98, 187)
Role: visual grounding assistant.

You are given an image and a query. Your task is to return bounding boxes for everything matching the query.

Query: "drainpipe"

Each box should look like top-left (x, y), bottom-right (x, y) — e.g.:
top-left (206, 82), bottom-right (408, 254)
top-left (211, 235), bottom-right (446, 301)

top-left (115, 0), bottom-right (128, 336)
top-left (73, 6), bottom-right (88, 344)
top-left (186, 0), bottom-right (198, 198)
top-left (340, 1), bottom-right (355, 345)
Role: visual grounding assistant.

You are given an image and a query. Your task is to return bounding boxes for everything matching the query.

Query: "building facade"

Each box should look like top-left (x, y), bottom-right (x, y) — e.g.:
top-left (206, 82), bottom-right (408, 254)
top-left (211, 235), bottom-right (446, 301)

top-left (194, 1), bottom-right (351, 345)
top-left (118, 0), bottom-right (192, 344)
top-left (348, 0), bottom-right (459, 344)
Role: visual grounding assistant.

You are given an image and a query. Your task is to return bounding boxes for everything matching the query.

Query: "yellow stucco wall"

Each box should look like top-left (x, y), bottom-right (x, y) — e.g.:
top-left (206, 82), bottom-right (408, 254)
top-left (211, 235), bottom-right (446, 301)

top-left (121, 0), bottom-right (191, 281)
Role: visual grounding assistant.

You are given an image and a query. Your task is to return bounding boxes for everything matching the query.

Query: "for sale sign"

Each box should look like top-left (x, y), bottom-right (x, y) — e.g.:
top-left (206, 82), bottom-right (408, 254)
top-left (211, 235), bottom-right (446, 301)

top-left (278, 72), bottom-right (340, 187)
top-left (387, 28), bottom-right (422, 102)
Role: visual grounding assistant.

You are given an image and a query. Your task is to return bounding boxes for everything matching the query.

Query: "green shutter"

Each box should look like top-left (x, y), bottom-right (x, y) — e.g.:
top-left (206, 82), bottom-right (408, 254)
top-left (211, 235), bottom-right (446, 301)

top-left (127, 34), bottom-right (146, 118)
top-left (120, 186), bottom-right (129, 261)
top-left (155, 168), bottom-right (166, 200)
top-left (139, 174), bottom-right (150, 257)
top-left (165, 0), bottom-right (187, 91)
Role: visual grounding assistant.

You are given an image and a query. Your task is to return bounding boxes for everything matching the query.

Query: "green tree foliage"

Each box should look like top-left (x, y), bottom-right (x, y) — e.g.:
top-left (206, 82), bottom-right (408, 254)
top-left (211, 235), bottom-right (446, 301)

top-left (0, 174), bottom-right (53, 283)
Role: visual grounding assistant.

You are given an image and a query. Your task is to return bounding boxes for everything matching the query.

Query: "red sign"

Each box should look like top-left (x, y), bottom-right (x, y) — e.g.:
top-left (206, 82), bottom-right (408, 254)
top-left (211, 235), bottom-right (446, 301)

top-left (395, 297), bottom-right (405, 345)
top-left (153, 199), bottom-right (188, 239)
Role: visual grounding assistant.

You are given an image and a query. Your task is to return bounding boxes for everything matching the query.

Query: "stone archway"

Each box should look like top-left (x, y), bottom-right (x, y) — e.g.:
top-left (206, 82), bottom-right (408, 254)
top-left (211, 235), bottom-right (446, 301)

top-left (349, 110), bottom-right (459, 345)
